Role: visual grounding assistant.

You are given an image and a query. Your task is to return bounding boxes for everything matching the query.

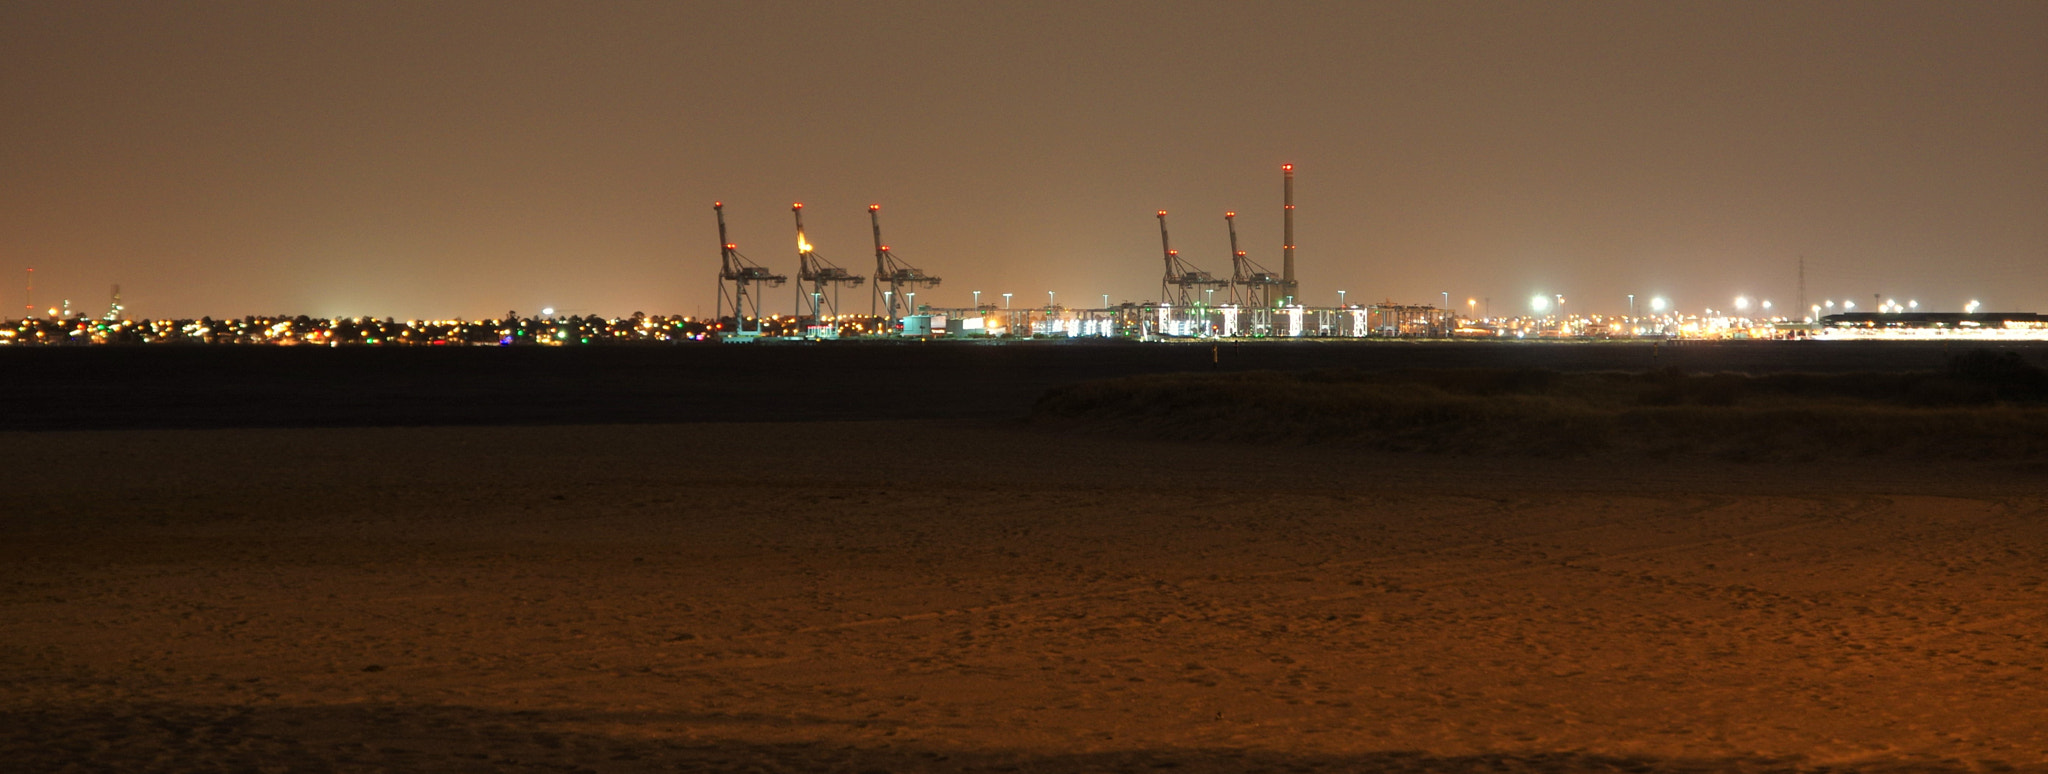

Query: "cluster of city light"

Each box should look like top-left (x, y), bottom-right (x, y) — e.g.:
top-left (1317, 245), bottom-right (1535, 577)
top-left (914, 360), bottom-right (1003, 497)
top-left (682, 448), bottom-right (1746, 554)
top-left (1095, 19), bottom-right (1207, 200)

top-left (2, 284), bottom-right (2026, 345)
top-left (0, 313), bottom-right (755, 346)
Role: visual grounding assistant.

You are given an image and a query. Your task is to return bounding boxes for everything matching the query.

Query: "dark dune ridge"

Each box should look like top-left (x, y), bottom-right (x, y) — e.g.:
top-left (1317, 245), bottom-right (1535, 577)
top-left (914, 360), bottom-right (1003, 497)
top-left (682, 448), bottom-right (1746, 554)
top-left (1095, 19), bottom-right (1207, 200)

top-left (6, 339), bottom-right (2045, 431)
top-left (1033, 351), bottom-right (2048, 460)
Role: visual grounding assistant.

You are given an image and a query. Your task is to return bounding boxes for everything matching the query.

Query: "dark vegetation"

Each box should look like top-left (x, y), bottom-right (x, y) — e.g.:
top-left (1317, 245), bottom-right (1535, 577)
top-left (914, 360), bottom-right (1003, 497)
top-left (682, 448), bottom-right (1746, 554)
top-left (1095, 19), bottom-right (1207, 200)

top-left (1034, 350), bottom-right (2048, 461)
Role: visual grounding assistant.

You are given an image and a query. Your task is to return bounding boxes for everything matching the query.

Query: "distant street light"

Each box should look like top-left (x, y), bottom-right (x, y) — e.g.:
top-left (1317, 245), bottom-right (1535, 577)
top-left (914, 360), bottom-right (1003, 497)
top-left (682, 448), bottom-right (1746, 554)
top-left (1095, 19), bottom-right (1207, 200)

top-left (973, 290), bottom-right (982, 308)
top-left (1047, 290), bottom-right (1055, 307)
top-left (1105, 293), bottom-right (1113, 309)
top-left (1003, 292), bottom-right (1012, 309)
top-left (1628, 294), bottom-right (1636, 317)
top-left (1338, 290), bottom-right (1347, 307)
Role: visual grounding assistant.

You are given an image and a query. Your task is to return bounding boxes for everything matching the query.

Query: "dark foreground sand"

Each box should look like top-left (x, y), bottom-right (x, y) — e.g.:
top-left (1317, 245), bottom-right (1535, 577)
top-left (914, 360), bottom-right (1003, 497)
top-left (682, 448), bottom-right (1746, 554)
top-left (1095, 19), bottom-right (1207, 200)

top-left (6, 419), bottom-right (2048, 772)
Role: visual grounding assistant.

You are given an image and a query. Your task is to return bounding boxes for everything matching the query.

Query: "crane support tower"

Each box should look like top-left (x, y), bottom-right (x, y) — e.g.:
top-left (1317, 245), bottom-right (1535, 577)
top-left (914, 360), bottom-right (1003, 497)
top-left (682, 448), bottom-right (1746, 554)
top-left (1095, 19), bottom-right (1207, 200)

top-left (1225, 211), bottom-right (1283, 310)
top-left (1280, 164), bottom-right (1300, 304)
top-left (714, 202), bottom-right (787, 338)
top-left (791, 203), bottom-right (865, 334)
top-left (1156, 210), bottom-right (1226, 307)
top-left (868, 204), bottom-right (941, 329)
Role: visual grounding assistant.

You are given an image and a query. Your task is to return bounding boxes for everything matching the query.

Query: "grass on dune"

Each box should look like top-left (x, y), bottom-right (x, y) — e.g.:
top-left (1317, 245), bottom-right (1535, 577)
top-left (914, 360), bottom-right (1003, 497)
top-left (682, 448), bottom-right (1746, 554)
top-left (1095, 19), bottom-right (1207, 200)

top-left (1032, 350), bottom-right (2048, 460)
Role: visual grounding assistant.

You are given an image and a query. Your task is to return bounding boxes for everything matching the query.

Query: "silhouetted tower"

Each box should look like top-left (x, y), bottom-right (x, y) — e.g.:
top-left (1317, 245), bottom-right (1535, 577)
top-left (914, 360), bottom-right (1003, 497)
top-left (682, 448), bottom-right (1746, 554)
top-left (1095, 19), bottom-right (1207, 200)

top-left (1157, 210), bottom-right (1225, 306)
top-left (23, 267), bottom-right (32, 319)
top-left (1225, 211), bottom-right (1282, 309)
top-left (1281, 164), bottom-right (1298, 305)
top-left (792, 203), bottom-right (864, 329)
top-left (714, 202), bottom-right (787, 337)
top-left (105, 284), bottom-right (123, 321)
top-left (868, 204), bottom-right (940, 329)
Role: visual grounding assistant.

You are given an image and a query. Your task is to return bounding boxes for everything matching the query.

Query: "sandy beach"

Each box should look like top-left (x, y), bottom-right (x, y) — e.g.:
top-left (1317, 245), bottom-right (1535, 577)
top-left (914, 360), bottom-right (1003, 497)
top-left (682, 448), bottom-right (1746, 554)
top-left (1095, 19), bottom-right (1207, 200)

top-left (7, 417), bottom-right (2046, 772)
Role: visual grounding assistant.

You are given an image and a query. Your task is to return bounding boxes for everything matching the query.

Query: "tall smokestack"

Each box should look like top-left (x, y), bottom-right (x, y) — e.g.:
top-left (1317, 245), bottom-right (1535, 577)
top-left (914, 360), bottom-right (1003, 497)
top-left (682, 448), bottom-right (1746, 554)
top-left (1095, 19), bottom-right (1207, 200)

top-left (1281, 163), bottom-right (1297, 304)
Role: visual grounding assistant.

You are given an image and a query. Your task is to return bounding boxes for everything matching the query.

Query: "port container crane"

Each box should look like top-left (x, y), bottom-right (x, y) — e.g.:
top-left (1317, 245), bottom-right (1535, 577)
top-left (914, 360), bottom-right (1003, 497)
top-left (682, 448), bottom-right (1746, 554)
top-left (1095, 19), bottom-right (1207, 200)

top-left (867, 204), bottom-right (941, 328)
top-left (1225, 211), bottom-right (1283, 309)
top-left (1157, 210), bottom-right (1226, 307)
top-left (714, 202), bottom-right (787, 337)
top-left (791, 203), bottom-right (864, 331)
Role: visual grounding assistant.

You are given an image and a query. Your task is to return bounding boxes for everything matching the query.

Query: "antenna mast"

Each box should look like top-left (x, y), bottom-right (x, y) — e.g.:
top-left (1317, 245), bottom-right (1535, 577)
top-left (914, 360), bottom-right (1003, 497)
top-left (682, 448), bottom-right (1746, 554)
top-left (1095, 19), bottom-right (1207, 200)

top-left (1281, 164), bottom-right (1297, 305)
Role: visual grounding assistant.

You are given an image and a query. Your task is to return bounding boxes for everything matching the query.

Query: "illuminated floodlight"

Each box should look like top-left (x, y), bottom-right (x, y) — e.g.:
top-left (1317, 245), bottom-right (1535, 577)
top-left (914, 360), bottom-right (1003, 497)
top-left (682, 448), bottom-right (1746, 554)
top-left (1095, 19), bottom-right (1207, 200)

top-left (1843, 301), bottom-right (1856, 310)
top-left (1908, 300), bottom-right (1918, 310)
top-left (1649, 297), bottom-right (1667, 313)
top-left (541, 307), bottom-right (555, 316)
top-left (1530, 295), bottom-right (1550, 312)
top-left (1966, 300), bottom-right (1981, 313)
top-left (1761, 300), bottom-right (1773, 310)
top-left (1734, 296), bottom-right (1750, 311)
top-left (1825, 300), bottom-right (1835, 309)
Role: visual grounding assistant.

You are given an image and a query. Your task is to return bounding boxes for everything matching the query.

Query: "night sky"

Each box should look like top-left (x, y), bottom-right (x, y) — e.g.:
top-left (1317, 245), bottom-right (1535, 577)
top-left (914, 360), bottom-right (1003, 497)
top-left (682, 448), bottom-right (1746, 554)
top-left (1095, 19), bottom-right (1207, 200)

top-left (5, 1), bottom-right (2044, 320)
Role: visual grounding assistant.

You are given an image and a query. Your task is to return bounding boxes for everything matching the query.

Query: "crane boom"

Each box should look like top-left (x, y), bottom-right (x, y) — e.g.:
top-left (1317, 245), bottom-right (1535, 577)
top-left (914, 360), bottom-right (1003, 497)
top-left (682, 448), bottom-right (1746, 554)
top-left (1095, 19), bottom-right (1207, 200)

top-left (1157, 210), bottom-right (1174, 278)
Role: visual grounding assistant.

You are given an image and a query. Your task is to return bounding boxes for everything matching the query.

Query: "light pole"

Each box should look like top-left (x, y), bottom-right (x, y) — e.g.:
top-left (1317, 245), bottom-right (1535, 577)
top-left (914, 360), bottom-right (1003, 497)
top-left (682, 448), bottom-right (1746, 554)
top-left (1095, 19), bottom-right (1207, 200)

top-left (906, 291), bottom-right (916, 311)
top-left (1338, 290), bottom-right (1347, 308)
top-left (1203, 289), bottom-right (1213, 306)
top-left (1628, 294), bottom-right (1635, 317)
top-left (1441, 291), bottom-right (1449, 311)
top-left (973, 290), bottom-right (982, 308)
top-left (1003, 292), bottom-right (1012, 309)
top-left (1047, 290), bottom-right (1055, 307)
top-left (1104, 293), bottom-right (1111, 309)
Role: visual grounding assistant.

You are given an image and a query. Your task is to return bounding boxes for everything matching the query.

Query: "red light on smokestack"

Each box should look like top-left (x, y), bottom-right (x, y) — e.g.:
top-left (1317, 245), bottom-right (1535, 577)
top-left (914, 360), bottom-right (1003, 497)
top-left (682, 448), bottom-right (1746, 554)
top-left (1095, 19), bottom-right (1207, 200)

top-left (1282, 164), bottom-right (1292, 171)
top-left (869, 204), bottom-right (880, 211)
top-left (714, 201), bottom-right (723, 208)
top-left (1157, 210), bottom-right (1168, 216)
top-left (1225, 211), bottom-right (1236, 217)
top-left (792, 203), bottom-right (803, 210)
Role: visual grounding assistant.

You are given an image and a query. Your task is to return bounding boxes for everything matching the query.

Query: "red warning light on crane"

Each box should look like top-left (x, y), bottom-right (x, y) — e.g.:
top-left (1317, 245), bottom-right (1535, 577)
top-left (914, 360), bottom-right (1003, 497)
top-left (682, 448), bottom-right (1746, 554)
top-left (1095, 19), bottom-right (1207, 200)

top-left (724, 243), bottom-right (737, 250)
